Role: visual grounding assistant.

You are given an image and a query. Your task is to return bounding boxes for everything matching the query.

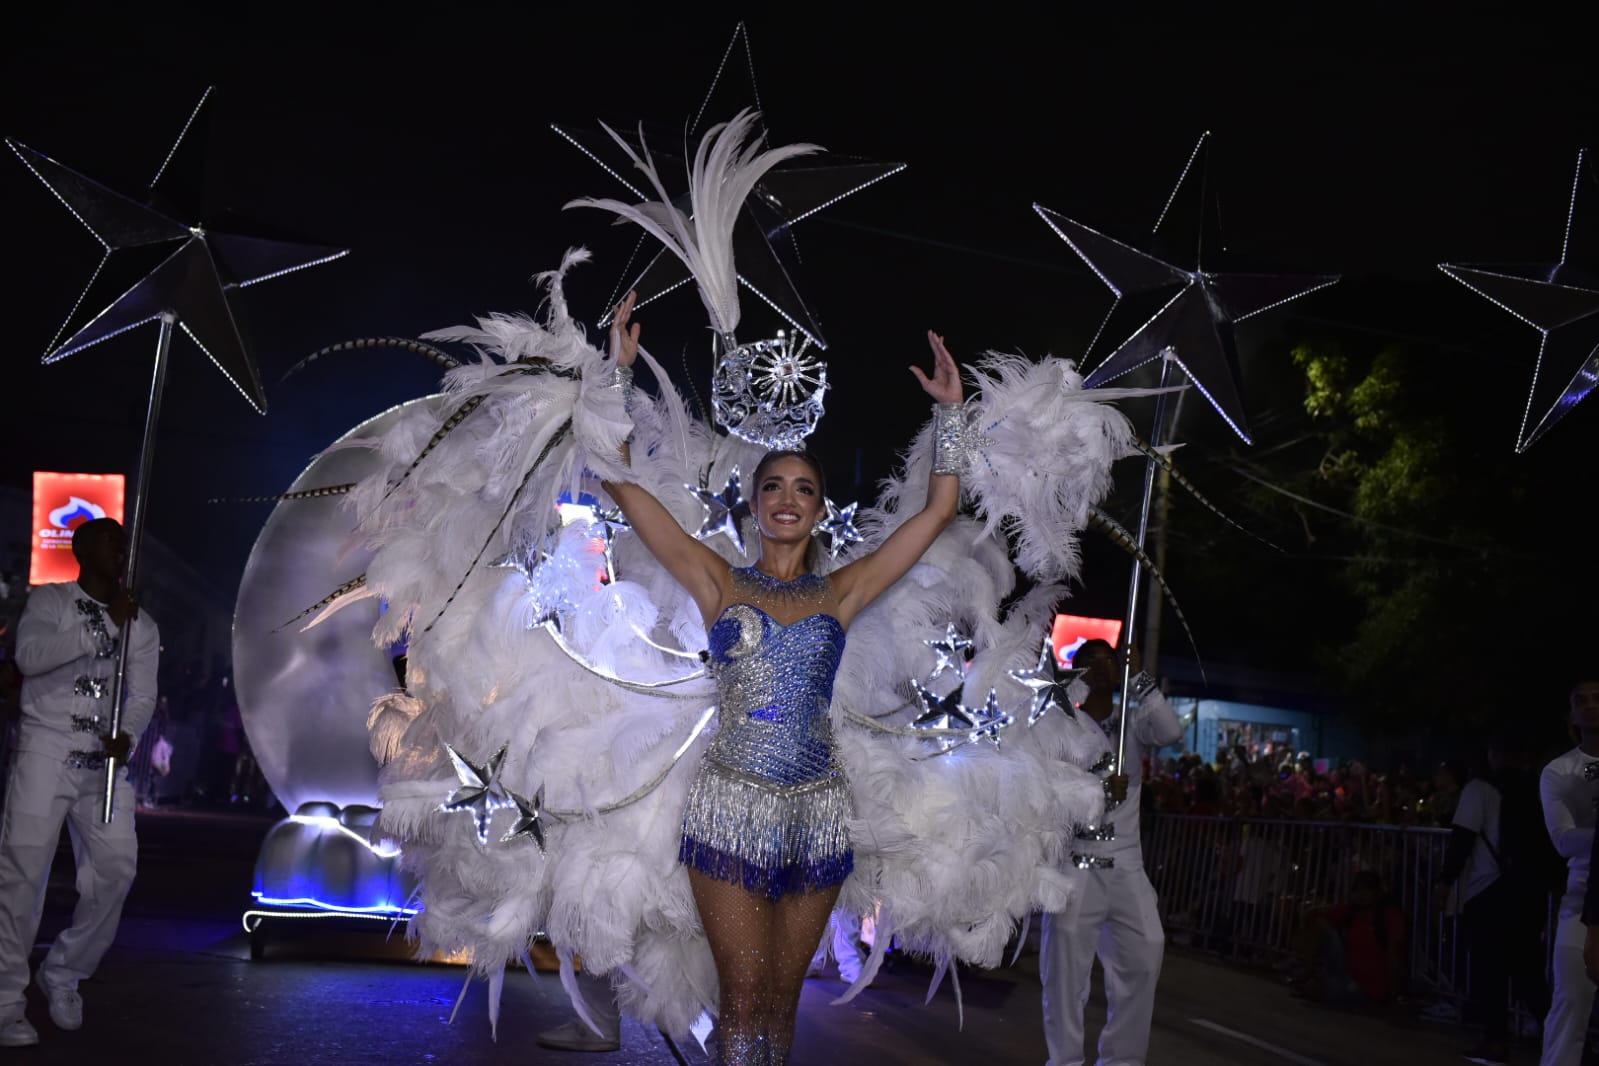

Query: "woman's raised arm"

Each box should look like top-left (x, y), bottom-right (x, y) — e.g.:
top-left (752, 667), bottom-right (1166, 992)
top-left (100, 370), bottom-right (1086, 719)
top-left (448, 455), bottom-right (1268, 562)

top-left (598, 292), bottom-right (730, 622)
top-left (831, 331), bottom-right (964, 625)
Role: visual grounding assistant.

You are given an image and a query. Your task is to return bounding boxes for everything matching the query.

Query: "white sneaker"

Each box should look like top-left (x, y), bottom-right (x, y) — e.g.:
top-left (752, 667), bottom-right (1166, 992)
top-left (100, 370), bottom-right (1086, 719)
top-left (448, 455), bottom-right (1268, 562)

top-left (0, 1013), bottom-right (39, 1047)
top-left (45, 986), bottom-right (83, 1030)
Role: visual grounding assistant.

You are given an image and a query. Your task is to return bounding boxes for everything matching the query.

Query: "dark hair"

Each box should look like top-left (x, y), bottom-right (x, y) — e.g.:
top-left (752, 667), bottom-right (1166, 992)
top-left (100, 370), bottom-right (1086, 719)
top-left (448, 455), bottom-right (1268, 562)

top-left (750, 449), bottom-right (828, 502)
top-left (1074, 638), bottom-right (1115, 664)
top-left (71, 517), bottom-right (120, 559)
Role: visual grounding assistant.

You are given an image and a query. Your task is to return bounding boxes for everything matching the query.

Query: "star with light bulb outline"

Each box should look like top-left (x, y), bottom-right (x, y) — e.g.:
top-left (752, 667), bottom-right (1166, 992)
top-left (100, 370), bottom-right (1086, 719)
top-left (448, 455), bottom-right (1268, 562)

top-left (439, 741), bottom-right (513, 846)
top-left (1034, 132), bottom-right (1338, 443)
top-left (922, 624), bottom-right (974, 683)
top-left (1439, 147), bottom-right (1599, 452)
top-left (1008, 635), bottom-right (1085, 725)
top-left (6, 88), bottom-right (347, 412)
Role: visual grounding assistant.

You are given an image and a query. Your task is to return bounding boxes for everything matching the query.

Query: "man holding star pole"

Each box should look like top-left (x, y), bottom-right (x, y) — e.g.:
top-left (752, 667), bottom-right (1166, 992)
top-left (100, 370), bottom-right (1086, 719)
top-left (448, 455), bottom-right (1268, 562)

top-left (1040, 638), bottom-right (1183, 1066)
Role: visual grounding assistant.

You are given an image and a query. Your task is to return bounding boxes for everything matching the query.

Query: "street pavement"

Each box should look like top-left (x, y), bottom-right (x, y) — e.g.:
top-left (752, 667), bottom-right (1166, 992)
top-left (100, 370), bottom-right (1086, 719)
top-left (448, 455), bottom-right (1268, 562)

top-left (5, 808), bottom-right (1498, 1064)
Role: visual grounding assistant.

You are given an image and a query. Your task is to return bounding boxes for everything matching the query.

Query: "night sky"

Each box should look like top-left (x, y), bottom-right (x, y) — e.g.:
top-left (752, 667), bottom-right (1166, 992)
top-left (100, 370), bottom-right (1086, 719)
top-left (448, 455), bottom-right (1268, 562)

top-left (3, 7), bottom-right (1595, 678)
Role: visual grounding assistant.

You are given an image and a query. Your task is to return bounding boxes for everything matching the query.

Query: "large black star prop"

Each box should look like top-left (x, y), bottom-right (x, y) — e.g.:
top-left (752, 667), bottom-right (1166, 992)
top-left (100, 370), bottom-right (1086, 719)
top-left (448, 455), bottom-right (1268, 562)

top-left (1034, 132), bottom-right (1338, 443)
top-left (6, 88), bottom-right (347, 412)
top-left (1440, 148), bottom-right (1599, 452)
top-left (551, 23), bottom-right (903, 349)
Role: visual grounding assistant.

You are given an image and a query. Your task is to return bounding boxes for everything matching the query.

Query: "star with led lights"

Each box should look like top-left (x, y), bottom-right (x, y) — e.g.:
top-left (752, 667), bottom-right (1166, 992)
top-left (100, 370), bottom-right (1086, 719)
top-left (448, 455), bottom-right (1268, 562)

top-left (687, 469), bottom-right (749, 555)
top-left (814, 497), bottom-right (864, 560)
top-left (440, 742), bottom-right (511, 845)
top-left (501, 785), bottom-right (549, 852)
top-left (922, 624), bottom-right (974, 683)
top-left (6, 88), bottom-right (346, 412)
top-left (968, 689), bottom-right (1015, 748)
top-left (1440, 148), bottom-right (1599, 452)
top-left (1008, 635), bottom-right (1084, 725)
top-left (1034, 132), bottom-right (1337, 443)
top-left (590, 505), bottom-right (632, 581)
top-left (911, 683), bottom-right (977, 733)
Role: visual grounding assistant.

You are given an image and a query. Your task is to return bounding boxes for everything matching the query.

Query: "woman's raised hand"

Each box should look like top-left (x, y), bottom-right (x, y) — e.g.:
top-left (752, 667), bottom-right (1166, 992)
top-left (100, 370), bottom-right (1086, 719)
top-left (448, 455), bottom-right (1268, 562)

top-left (910, 330), bottom-right (963, 404)
top-left (610, 290), bottom-right (641, 368)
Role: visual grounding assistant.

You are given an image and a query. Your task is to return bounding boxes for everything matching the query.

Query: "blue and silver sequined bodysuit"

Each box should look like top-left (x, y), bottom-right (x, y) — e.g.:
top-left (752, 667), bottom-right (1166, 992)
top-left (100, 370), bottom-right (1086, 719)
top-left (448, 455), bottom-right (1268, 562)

top-left (678, 567), bottom-right (852, 899)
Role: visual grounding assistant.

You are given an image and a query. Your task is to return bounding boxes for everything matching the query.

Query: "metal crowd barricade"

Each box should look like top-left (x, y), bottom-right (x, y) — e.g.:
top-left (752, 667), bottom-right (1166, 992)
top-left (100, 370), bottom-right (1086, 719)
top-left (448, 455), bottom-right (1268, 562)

top-left (1142, 815), bottom-right (1467, 1005)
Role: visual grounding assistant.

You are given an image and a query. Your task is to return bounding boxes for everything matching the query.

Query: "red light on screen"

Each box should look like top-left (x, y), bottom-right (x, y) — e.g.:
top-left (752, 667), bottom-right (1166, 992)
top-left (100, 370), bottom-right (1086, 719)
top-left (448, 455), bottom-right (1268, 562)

top-left (1052, 614), bottom-right (1124, 668)
top-left (30, 472), bottom-right (125, 585)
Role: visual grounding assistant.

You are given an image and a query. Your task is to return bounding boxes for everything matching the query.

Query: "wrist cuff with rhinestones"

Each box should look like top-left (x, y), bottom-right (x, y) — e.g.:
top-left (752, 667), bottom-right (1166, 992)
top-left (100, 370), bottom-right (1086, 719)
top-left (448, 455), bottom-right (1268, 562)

top-left (931, 402), bottom-right (971, 476)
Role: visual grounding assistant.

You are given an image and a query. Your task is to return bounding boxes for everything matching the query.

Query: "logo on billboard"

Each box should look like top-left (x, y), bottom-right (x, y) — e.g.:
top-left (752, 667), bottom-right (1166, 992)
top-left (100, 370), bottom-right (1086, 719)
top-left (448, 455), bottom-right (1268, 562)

top-left (47, 496), bottom-right (107, 531)
top-left (31, 472), bottom-right (125, 585)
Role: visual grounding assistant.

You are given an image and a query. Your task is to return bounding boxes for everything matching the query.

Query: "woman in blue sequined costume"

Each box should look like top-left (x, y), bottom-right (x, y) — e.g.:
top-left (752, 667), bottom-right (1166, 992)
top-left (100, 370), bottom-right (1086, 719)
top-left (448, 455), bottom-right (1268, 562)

top-left (601, 291), bottom-right (966, 1065)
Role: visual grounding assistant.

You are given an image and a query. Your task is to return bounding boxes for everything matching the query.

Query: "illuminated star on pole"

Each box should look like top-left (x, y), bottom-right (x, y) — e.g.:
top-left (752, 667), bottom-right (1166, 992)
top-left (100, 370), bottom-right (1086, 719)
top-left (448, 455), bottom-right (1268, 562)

top-left (688, 468), bottom-right (749, 555)
top-left (1034, 132), bottom-right (1338, 443)
top-left (922, 624), bottom-right (974, 683)
top-left (814, 497), bottom-right (864, 560)
top-left (440, 742), bottom-right (511, 846)
top-left (551, 22), bottom-right (903, 349)
top-left (1008, 635), bottom-right (1086, 725)
top-left (6, 88), bottom-right (347, 412)
top-left (500, 785), bottom-right (549, 852)
top-left (1440, 148), bottom-right (1599, 452)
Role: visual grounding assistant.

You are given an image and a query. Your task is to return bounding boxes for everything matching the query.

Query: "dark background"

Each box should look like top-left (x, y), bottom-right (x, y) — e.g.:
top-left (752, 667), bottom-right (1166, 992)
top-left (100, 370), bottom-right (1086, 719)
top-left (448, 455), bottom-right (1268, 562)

top-left (3, 6), bottom-right (1595, 711)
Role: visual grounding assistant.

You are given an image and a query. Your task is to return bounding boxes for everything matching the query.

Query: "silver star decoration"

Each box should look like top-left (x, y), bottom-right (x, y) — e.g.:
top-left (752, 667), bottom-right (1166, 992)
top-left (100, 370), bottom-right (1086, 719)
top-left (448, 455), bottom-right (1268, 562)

top-left (6, 88), bottom-right (347, 412)
top-left (1034, 132), bottom-right (1338, 443)
top-left (440, 742), bottom-right (511, 846)
top-left (500, 785), bottom-right (549, 852)
top-left (911, 683), bottom-right (975, 731)
top-left (814, 497), bottom-right (864, 560)
top-left (970, 689), bottom-right (1016, 748)
top-left (1440, 148), bottom-right (1599, 452)
top-left (591, 505), bottom-right (631, 582)
top-left (923, 624), bottom-right (974, 683)
top-left (1008, 635), bottom-right (1085, 725)
top-left (687, 468), bottom-right (749, 555)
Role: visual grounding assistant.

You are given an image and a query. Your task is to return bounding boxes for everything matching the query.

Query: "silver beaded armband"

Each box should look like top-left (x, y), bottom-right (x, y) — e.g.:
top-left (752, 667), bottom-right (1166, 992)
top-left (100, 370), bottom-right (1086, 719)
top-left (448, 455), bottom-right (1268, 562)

top-left (605, 363), bottom-right (635, 414)
top-left (1129, 670), bottom-right (1158, 701)
top-left (930, 402), bottom-right (972, 476)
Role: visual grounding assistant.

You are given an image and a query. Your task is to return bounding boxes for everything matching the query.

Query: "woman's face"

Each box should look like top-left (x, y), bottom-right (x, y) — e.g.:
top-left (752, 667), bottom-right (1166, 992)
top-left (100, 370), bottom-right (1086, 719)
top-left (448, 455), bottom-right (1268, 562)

top-left (750, 456), bottom-right (825, 545)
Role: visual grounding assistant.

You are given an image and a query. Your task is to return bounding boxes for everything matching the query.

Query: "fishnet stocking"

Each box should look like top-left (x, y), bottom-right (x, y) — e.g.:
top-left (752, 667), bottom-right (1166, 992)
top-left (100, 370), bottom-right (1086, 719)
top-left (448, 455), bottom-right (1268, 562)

top-left (690, 870), bottom-right (842, 1065)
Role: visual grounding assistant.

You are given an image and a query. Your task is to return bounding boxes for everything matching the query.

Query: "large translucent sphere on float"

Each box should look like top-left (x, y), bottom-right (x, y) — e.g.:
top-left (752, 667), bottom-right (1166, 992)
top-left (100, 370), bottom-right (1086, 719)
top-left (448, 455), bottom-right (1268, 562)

top-left (233, 398), bottom-right (441, 812)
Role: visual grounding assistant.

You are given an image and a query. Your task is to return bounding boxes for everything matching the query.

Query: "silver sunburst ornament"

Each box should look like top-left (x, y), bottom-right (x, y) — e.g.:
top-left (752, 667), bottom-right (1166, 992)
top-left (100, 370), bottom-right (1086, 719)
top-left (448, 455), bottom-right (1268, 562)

top-left (712, 330), bottom-right (829, 448)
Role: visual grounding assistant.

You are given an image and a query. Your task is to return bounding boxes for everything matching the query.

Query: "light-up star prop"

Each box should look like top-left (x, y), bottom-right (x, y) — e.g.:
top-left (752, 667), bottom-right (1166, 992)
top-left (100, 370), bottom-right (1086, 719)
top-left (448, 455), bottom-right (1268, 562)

top-left (688, 468), bottom-right (749, 555)
top-left (1009, 636), bottom-right (1085, 725)
top-left (1034, 132), bottom-right (1338, 443)
top-left (814, 497), bottom-right (864, 560)
top-left (551, 23), bottom-right (903, 349)
top-left (970, 689), bottom-right (1015, 748)
top-left (922, 624), bottom-right (974, 683)
top-left (500, 785), bottom-right (549, 852)
top-left (911, 683), bottom-right (977, 733)
top-left (1440, 148), bottom-right (1599, 452)
top-left (6, 89), bottom-right (347, 412)
top-left (440, 742), bottom-right (511, 846)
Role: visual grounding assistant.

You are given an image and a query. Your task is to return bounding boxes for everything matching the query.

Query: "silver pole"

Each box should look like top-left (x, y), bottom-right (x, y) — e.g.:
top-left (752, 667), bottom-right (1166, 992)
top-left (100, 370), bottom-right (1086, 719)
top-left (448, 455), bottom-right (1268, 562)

top-left (1115, 351), bottom-right (1180, 774)
top-left (102, 311), bottom-right (174, 822)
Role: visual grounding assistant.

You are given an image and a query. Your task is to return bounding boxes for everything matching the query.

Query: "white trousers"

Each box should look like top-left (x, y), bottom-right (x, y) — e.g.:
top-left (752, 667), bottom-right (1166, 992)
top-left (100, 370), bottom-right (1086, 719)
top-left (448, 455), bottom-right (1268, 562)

top-left (0, 751), bottom-right (137, 1011)
top-left (1040, 863), bottom-right (1165, 1066)
top-left (1541, 911), bottom-right (1596, 1066)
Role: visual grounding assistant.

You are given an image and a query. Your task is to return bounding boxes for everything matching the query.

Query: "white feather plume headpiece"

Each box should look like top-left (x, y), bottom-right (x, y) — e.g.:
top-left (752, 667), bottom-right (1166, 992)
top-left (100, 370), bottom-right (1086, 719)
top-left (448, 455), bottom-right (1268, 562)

top-left (565, 109), bottom-right (819, 338)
